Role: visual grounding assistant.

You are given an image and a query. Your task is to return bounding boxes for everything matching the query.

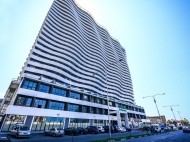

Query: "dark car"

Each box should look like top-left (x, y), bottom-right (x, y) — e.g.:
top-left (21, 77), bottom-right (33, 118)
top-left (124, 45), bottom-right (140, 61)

top-left (77, 127), bottom-right (88, 134)
top-left (183, 127), bottom-right (190, 133)
top-left (125, 127), bottom-right (131, 132)
top-left (64, 127), bottom-right (79, 135)
top-left (86, 126), bottom-right (99, 134)
top-left (103, 126), bottom-right (115, 133)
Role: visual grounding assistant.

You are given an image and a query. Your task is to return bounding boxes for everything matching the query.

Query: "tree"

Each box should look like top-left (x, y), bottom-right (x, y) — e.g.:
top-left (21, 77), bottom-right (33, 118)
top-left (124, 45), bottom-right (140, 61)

top-left (181, 120), bottom-right (189, 126)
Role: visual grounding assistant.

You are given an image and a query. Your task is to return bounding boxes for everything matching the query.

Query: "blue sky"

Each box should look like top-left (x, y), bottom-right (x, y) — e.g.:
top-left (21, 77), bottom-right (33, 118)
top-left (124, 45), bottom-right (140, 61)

top-left (0, 0), bottom-right (190, 121)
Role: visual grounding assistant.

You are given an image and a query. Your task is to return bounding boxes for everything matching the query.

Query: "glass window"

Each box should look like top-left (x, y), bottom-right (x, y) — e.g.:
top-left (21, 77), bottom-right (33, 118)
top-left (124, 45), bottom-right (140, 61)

top-left (82, 106), bottom-right (87, 113)
top-left (102, 100), bottom-right (106, 105)
top-left (39, 84), bottom-right (50, 93)
top-left (68, 104), bottom-right (79, 112)
top-left (97, 108), bottom-right (101, 114)
top-left (49, 101), bottom-right (64, 110)
top-left (33, 99), bottom-right (46, 108)
top-left (22, 80), bottom-right (37, 90)
top-left (70, 92), bottom-right (80, 100)
top-left (83, 95), bottom-right (88, 101)
top-left (91, 97), bottom-right (95, 103)
top-left (16, 96), bottom-right (32, 106)
top-left (52, 87), bottom-right (66, 97)
top-left (90, 107), bottom-right (94, 113)
top-left (97, 98), bottom-right (101, 104)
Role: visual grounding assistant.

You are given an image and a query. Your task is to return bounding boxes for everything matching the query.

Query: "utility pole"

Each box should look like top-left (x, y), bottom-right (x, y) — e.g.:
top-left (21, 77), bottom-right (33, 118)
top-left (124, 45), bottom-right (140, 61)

top-left (143, 93), bottom-right (165, 123)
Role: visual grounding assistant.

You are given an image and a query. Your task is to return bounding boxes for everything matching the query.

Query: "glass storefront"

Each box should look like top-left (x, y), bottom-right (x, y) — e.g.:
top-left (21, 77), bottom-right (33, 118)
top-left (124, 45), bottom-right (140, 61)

top-left (69, 118), bottom-right (89, 128)
top-left (31, 116), bottom-right (64, 131)
top-left (1, 115), bottom-right (25, 131)
top-left (94, 120), bottom-right (103, 126)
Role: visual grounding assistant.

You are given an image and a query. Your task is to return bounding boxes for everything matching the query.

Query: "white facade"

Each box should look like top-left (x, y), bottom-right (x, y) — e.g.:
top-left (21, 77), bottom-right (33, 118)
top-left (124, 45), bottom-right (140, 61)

top-left (0, 0), bottom-right (146, 131)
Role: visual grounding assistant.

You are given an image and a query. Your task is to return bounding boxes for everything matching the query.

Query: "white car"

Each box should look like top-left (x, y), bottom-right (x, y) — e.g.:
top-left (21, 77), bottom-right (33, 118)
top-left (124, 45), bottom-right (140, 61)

top-left (98, 126), bottom-right (105, 133)
top-left (117, 127), bottom-right (126, 132)
top-left (10, 124), bottom-right (31, 138)
top-left (121, 127), bottom-right (126, 132)
top-left (44, 128), bottom-right (64, 137)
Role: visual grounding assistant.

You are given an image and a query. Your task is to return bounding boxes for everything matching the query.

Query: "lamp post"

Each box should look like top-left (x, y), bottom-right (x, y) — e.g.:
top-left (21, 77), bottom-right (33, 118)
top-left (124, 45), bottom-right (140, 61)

top-left (93, 59), bottom-right (123, 139)
top-left (143, 93), bottom-right (165, 123)
top-left (57, 114), bottom-right (60, 127)
top-left (163, 105), bottom-right (179, 120)
top-left (177, 111), bottom-right (183, 125)
top-left (94, 116), bottom-right (96, 126)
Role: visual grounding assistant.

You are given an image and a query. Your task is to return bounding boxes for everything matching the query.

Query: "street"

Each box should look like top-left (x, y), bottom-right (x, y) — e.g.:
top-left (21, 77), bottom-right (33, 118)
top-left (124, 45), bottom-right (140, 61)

top-left (1, 131), bottom-right (146, 142)
top-left (123, 130), bottom-right (190, 142)
top-left (0, 130), bottom-right (189, 142)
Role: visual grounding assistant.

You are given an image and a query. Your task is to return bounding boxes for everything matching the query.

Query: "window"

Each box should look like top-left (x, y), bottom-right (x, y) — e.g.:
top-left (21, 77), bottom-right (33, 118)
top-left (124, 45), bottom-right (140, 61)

top-left (39, 84), bottom-right (50, 93)
top-left (109, 102), bottom-right (113, 106)
top-left (15, 96), bottom-right (32, 106)
top-left (83, 95), bottom-right (88, 101)
top-left (102, 100), bottom-right (106, 105)
top-left (70, 92), bottom-right (80, 100)
top-left (52, 87), bottom-right (66, 96)
top-left (33, 99), bottom-right (46, 108)
top-left (22, 80), bottom-right (37, 90)
top-left (68, 104), bottom-right (79, 112)
top-left (49, 101), bottom-right (64, 110)
top-left (97, 108), bottom-right (101, 114)
top-left (91, 97), bottom-right (95, 103)
top-left (82, 106), bottom-right (87, 113)
top-left (97, 98), bottom-right (101, 104)
top-left (90, 107), bottom-right (95, 113)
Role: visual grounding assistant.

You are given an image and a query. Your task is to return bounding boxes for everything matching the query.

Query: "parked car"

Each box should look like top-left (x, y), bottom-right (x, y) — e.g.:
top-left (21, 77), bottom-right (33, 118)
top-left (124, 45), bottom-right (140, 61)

top-left (97, 126), bottom-right (105, 133)
top-left (77, 127), bottom-right (88, 134)
top-left (103, 126), bottom-right (115, 133)
top-left (164, 126), bottom-right (171, 132)
top-left (121, 127), bottom-right (127, 132)
top-left (125, 127), bottom-right (131, 132)
top-left (64, 127), bottom-right (79, 135)
top-left (116, 126), bottom-right (123, 132)
top-left (169, 124), bottom-right (177, 130)
top-left (44, 127), bottom-right (64, 137)
top-left (150, 125), bottom-right (164, 133)
top-left (86, 126), bottom-right (99, 134)
top-left (183, 127), bottom-right (190, 133)
top-left (10, 124), bottom-right (30, 138)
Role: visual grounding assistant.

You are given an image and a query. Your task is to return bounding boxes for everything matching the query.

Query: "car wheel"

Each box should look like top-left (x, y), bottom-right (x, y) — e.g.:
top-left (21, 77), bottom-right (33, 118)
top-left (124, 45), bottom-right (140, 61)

top-left (53, 133), bottom-right (56, 137)
top-left (92, 131), bottom-right (95, 134)
top-left (44, 132), bottom-right (47, 136)
top-left (81, 132), bottom-right (83, 135)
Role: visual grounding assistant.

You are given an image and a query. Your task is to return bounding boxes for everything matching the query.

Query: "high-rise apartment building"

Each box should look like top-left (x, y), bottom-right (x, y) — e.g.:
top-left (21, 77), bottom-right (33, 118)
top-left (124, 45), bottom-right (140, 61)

top-left (0, 0), bottom-right (146, 131)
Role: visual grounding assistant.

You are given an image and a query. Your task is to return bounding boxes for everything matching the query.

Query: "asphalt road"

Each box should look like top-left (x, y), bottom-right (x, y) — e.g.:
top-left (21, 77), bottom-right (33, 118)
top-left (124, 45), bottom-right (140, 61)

top-left (123, 130), bottom-right (190, 142)
top-left (0, 131), bottom-right (146, 142)
top-left (1, 130), bottom-right (189, 142)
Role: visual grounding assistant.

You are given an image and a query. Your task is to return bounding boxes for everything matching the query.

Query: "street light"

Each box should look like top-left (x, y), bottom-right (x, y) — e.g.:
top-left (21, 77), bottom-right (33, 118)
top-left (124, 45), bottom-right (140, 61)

top-left (177, 111), bottom-right (183, 125)
top-left (93, 59), bottom-right (123, 139)
top-left (94, 116), bottom-right (96, 126)
top-left (57, 114), bottom-right (60, 127)
top-left (143, 93), bottom-right (165, 123)
top-left (163, 105), bottom-right (179, 120)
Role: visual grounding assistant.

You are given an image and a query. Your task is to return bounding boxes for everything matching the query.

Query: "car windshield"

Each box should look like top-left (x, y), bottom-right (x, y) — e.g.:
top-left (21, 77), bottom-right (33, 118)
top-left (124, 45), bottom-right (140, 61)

top-left (20, 126), bottom-right (29, 130)
top-left (57, 128), bottom-right (62, 130)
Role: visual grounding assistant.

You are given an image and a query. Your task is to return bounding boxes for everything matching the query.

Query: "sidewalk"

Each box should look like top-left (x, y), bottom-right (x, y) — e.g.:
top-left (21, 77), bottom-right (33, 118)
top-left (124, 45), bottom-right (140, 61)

top-left (0, 131), bottom-right (44, 135)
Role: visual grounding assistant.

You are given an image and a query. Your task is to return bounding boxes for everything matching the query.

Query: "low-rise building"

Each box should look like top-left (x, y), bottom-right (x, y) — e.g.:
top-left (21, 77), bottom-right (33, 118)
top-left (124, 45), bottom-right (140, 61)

top-left (147, 115), bottom-right (166, 124)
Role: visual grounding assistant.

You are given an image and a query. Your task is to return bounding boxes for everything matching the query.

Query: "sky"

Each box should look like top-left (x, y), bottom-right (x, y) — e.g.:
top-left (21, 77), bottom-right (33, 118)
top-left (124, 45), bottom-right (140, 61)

top-left (0, 0), bottom-right (190, 121)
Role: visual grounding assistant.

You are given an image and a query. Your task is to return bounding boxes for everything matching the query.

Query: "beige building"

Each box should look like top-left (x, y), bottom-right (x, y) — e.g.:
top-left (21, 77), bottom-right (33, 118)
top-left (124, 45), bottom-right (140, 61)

top-left (147, 115), bottom-right (166, 124)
